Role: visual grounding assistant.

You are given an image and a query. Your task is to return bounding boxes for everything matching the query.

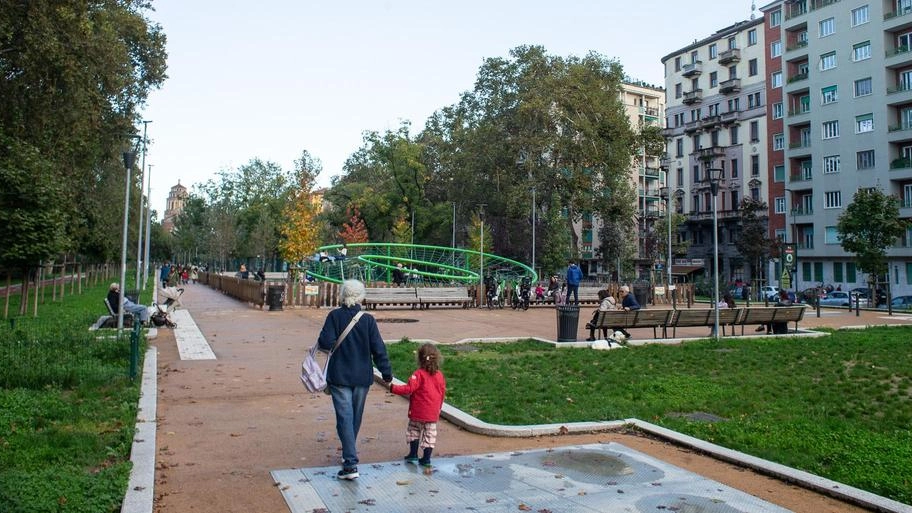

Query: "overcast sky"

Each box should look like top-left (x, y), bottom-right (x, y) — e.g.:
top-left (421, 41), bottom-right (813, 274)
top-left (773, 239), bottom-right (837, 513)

top-left (141, 0), bottom-right (759, 214)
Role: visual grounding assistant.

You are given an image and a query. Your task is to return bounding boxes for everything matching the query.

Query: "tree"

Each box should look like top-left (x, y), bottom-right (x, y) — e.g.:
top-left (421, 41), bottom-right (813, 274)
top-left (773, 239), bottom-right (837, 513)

top-left (279, 190), bottom-right (320, 266)
top-left (734, 198), bottom-right (773, 284)
top-left (338, 207), bottom-right (369, 244)
top-left (837, 188), bottom-right (908, 288)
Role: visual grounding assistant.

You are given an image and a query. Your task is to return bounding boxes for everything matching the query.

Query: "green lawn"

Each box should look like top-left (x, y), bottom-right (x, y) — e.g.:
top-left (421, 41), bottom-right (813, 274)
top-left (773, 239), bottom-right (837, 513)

top-left (0, 281), bottom-right (143, 513)
top-left (387, 330), bottom-right (912, 504)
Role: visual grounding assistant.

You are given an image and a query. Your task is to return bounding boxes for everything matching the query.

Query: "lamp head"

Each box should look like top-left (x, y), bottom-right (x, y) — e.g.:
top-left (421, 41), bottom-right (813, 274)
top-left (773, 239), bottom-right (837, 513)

top-left (122, 151), bottom-right (137, 170)
top-left (659, 186), bottom-right (669, 200)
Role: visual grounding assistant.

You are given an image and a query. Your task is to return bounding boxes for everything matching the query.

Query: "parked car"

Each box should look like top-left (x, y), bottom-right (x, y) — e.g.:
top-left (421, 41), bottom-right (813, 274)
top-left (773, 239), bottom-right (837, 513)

top-left (759, 286), bottom-right (781, 301)
top-left (850, 287), bottom-right (887, 306)
top-left (798, 287), bottom-right (827, 305)
top-left (819, 291), bottom-right (852, 307)
top-left (889, 295), bottom-right (912, 310)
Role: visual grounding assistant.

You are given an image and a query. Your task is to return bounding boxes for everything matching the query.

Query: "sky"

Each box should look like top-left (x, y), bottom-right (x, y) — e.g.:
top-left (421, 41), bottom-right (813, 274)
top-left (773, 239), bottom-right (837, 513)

top-left (141, 0), bottom-right (759, 215)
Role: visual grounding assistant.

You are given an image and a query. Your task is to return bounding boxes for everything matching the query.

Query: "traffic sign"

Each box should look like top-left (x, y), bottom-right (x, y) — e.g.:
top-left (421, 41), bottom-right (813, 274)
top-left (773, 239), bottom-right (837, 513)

top-left (783, 243), bottom-right (797, 272)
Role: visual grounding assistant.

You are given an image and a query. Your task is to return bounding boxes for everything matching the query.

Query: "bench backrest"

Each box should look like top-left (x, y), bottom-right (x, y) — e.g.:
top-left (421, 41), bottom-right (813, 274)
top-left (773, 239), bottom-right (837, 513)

top-left (592, 310), bottom-right (636, 327)
top-left (738, 306), bottom-right (805, 324)
top-left (104, 298), bottom-right (116, 316)
top-left (632, 309), bottom-right (674, 327)
top-left (416, 287), bottom-right (469, 298)
top-left (365, 287), bottom-right (417, 298)
top-left (670, 309), bottom-right (713, 327)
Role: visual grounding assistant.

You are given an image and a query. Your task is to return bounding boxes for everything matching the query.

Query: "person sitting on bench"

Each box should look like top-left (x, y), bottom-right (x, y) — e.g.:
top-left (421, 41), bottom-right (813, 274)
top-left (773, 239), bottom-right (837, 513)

top-left (586, 290), bottom-right (619, 341)
top-left (107, 283), bottom-right (150, 324)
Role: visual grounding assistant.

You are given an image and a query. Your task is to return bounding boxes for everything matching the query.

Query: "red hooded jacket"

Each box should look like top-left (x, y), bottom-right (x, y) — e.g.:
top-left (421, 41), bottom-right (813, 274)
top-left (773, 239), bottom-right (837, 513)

top-left (390, 368), bottom-right (446, 422)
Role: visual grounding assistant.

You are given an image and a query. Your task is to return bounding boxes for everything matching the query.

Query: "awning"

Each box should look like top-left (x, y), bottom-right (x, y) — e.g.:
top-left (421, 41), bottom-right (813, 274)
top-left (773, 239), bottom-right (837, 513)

top-left (671, 264), bottom-right (705, 275)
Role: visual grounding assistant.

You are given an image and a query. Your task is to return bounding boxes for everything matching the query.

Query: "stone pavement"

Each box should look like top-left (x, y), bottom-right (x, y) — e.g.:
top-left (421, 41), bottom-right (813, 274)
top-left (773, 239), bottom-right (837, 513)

top-left (144, 284), bottom-right (911, 513)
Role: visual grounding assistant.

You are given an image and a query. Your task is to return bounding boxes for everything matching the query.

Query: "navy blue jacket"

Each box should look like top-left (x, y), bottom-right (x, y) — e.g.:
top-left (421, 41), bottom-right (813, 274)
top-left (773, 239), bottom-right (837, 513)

top-left (318, 304), bottom-right (392, 386)
top-left (622, 293), bottom-right (641, 310)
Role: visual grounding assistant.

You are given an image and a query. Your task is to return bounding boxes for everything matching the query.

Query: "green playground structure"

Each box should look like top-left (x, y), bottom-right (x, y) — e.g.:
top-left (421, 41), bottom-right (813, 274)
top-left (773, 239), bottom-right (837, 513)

top-left (297, 243), bottom-right (536, 286)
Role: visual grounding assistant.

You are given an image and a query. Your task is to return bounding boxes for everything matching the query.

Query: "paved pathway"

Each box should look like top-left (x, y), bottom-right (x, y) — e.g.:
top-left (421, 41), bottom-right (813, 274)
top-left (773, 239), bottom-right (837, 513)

top-left (147, 284), bottom-right (906, 513)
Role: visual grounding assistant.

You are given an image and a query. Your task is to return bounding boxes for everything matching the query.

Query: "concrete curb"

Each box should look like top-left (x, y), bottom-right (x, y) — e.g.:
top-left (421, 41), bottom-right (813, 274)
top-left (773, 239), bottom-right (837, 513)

top-left (121, 346), bottom-right (157, 513)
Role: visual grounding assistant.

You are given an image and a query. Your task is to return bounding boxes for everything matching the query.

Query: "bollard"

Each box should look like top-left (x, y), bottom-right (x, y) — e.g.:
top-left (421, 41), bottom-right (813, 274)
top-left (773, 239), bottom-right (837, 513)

top-left (129, 313), bottom-right (140, 380)
top-left (855, 295), bottom-right (860, 317)
top-left (816, 297), bottom-right (821, 318)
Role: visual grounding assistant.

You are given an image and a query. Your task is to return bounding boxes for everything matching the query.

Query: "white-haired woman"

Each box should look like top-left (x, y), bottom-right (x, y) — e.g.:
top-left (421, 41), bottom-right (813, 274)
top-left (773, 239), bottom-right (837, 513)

top-left (317, 279), bottom-right (392, 480)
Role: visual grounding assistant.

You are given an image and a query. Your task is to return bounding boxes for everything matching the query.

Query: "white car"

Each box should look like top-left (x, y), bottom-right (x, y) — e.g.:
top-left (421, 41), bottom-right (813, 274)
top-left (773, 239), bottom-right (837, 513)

top-left (760, 286), bottom-right (781, 301)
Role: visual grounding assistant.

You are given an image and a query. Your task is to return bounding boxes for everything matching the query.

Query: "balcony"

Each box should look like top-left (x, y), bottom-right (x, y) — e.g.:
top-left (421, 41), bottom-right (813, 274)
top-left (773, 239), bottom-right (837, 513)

top-left (682, 89), bottom-right (703, 105)
top-left (640, 106), bottom-right (660, 118)
top-left (884, 4), bottom-right (912, 25)
top-left (788, 104), bottom-right (811, 117)
top-left (784, 0), bottom-right (807, 20)
top-left (788, 140), bottom-right (812, 153)
top-left (718, 48), bottom-right (741, 65)
top-left (642, 166), bottom-right (661, 177)
top-left (787, 72), bottom-right (809, 84)
top-left (889, 122), bottom-right (912, 134)
top-left (791, 207), bottom-right (814, 217)
top-left (701, 115), bottom-right (721, 129)
top-left (719, 78), bottom-right (741, 94)
top-left (887, 46), bottom-right (912, 59)
top-left (892, 157), bottom-right (912, 170)
top-left (789, 170), bottom-right (813, 182)
top-left (719, 111), bottom-right (740, 124)
top-left (786, 40), bottom-right (808, 52)
top-left (684, 119), bottom-right (701, 134)
top-left (687, 209), bottom-right (741, 222)
top-left (682, 61), bottom-right (703, 77)
top-left (697, 146), bottom-right (726, 162)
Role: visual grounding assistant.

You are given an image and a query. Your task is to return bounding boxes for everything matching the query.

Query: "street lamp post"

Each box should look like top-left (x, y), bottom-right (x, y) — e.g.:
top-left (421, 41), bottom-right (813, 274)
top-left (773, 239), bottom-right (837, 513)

top-left (478, 204), bottom-right (486, 307)
top-left (143, 164), bottom-right (153, 290)
top-left (118, 141), bottom-right (139, 333)
top-left (708, 166), bottom-right (724, 340)
top-left (659, 185), bottom-right (674, 308)
top-left (135, 121), bottom-right (151, 290)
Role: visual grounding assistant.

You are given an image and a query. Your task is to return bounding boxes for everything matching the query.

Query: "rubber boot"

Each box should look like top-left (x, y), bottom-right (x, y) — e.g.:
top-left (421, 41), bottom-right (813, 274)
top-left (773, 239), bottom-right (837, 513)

top-left (418, 447), bottom-right (433, 467)
top-left (404, 440), bottom-right (419, 464)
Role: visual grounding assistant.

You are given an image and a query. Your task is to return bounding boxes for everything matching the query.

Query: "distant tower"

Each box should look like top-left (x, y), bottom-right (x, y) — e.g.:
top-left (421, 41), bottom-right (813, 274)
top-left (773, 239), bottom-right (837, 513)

top-left (750, 0), bottom-right (757, 20)
top-left (161, 181), bottom-right (189, 234)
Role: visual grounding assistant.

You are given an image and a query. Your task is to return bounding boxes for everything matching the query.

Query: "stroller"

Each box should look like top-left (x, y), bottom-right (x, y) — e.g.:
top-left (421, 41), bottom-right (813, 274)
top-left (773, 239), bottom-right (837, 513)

top-left (512, 277), bottom-right (531, 311)
top-left (151, 286), bottom-right (184, 328)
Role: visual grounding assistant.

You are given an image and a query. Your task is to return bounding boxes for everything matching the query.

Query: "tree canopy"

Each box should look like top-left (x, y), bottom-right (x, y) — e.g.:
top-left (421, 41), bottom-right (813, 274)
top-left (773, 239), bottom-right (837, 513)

top-left (837, 188), bottom-right (908, 281)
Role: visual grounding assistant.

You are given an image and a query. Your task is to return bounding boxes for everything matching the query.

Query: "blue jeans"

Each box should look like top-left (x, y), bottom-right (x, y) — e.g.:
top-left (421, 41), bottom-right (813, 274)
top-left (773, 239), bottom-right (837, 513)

top-left (566, 284), bottom-right (579, 304)
top-left (329, 384), bottom-right (369, 469)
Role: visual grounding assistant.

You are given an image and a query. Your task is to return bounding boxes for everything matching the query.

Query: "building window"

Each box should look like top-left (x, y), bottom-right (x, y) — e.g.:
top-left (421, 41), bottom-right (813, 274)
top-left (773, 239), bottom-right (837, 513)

top-left (748, 92), bottom-right (761, 108)
top-left (676, 138), bottom-right (684, 157)
top-left (825, 227), bottom-right (840, 244)
top-left (854, 77), bottom-right (872, 97)
top-left (851, 5), bottom-right (869, 26)
top-left (728, 36), bottom-right (737, 50)
top-left (771, 71), bottom-right (782, 88)
top-left (773, 133), bottom-right (784, 151)
top-left (731, 190), bottom-right (740, 209)
top-left (693, 165), bottom-right (700, 183)
top-left (748, 29), bottom-right (757, 46)
top-left (731, 158), bottom-right (739, 178)
top-left (675, 56), bottom-right (681, 72)
top-left (855, 113), bottom-right (874, 133)
top-left (802, 261), bottom-right (812, 281)
top-left (749, 58), bottom-right (758, 76)
top-left (770, 9), bottom-right (782, 27)
top-left (728, 97), bottom-right (740, 111)
top-left (708, 103), bottom-right (719, 116)
top-left (774, 165), bottom-right (785, 182)
top-left (710, 71), bottom-right (718, 88)
top-left (824, 191), bottom-right (842, 209)
top-left (821, 85), bottom-right (838, 104)
top-left (834, 262), bottom-right (843, 283)
top-left (857, 149), bottom-right (875, 169)
top-left (775, 197), bottom-right (786, 214)
top-left (750, 120), bottom-right (760, 142)
top-left (823, 155), bottom-right (840, 174)
top-left (847, 262), bottom-right (857, 283)
top-left (814, 262), bottom-right (824, 282)
top-left (772, 102), bottom-right (783, 119)
top-left (677, 168), bottom-right (683, 185)
top-left (728, 65), bottom-right (738, 79)
top-left (711, 130), bottom-right (720, 146)
top-left (853, 41), bottom-right (871, 61)
top-left (751, 155), bottom-right (760, 176)
top-left (709, 43), bottom-right (717, 59)
top-left (675, 83), bottom-right (682, 98)
top-left (819, 17), bottom-right (835, 37)
top-left (820, 52), bottom-right (837, 70)
top-left (730, 125), bottom-right (739, 144)
top-left (691, 50), bottom-right (698, 63)
top-left (771, 40), bottom-right (782, 58)
top-left (822, 120), bottom-right (840, 139)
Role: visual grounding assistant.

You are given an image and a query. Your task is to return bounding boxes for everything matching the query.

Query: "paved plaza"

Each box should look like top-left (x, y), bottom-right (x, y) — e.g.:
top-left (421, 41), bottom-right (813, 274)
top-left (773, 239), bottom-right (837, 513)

top-left (139, 284), bottom-right (912, 513)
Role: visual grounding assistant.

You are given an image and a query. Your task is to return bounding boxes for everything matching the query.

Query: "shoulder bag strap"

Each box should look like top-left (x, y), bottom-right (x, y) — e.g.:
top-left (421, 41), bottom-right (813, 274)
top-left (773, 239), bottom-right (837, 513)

top-left (329, 311), bottom-right (364, 355)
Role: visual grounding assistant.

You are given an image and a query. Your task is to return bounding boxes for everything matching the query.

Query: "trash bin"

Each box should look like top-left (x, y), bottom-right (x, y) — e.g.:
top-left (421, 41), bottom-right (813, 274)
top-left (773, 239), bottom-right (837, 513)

top-left (555, 304), bottom-right (580, 342)
top-left (632, 284), bottom-right (650, 308)
top-left (266, 285), bottom-right (285, 311)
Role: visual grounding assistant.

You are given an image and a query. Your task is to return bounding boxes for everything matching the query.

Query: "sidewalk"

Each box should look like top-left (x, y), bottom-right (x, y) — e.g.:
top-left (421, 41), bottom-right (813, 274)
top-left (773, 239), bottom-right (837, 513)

top-left (149, 285), bottom-right (903, 513)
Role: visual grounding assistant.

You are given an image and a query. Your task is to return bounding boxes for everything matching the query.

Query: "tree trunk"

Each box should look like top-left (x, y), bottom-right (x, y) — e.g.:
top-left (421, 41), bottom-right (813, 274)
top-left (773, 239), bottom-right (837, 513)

top-left (3, 272), bottom-right (9, 319)
top-left (18, 267), bottom-right (28, 316)
top-left (33, 266), bottom-right (39, 317)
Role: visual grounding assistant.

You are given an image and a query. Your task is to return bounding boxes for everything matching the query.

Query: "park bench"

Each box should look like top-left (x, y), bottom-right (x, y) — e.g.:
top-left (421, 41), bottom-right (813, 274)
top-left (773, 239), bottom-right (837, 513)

top-left (363, 287), bottom-right (420, 310)
top-left (416, 287), bottom-right (472, 309)
top-left (734, 305), bottom-right (806, 335)
top-left (573, 287), bottom-right (603, 305)
top-left (589, 309), bottom-right (674, 339)
top-left (667, 308), bottom-right (742, 337)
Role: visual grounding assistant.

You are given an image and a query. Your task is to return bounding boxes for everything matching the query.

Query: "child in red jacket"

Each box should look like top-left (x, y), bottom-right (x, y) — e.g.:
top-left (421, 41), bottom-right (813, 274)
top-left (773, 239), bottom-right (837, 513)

top-left (389, 343), bottom-right (446, 467)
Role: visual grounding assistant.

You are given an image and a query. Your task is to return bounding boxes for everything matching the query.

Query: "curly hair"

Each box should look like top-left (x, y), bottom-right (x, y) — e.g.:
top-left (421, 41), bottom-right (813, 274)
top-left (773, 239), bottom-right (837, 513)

top-left (339, 279), bottom-right (366, 307)
top-left (417, 343), bottom-right (442, 375)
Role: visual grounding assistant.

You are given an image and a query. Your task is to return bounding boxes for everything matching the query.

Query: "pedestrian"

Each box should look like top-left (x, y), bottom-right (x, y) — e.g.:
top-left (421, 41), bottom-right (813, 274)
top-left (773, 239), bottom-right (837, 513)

top-left (317, 279), bottom-right (392, 480)
top-left (565, 260), bottom-right (583, 304)
top-left (388, 343), bottom-right (446, 468)
top-left (160, 261), bottom-right (171, 288)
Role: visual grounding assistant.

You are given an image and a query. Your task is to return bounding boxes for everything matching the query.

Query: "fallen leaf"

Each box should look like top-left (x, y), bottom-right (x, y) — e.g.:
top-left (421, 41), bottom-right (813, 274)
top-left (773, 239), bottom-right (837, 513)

top-left (518, 504), bottom-right (532, 511)
top-left (358, 499), bottom-right (376, 505)
top-left (396, 480), bottom-right (410, 486)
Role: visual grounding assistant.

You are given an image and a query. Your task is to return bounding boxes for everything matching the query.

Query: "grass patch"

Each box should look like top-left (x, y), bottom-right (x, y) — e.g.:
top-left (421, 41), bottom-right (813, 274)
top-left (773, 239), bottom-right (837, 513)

top-left (387, 329), bottom-right (912, 504)
top-left (0, 281), bottom-right (143, 513)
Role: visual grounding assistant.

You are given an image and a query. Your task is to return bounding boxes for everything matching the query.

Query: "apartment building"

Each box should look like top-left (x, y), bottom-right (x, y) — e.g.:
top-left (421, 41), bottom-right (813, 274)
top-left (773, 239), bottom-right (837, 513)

top-left (762, 0), bottom-right (912, 295)
top-left (573, 80), bottom-right (665, 280)
top-left (661, 18), bottom-right (769, 285)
